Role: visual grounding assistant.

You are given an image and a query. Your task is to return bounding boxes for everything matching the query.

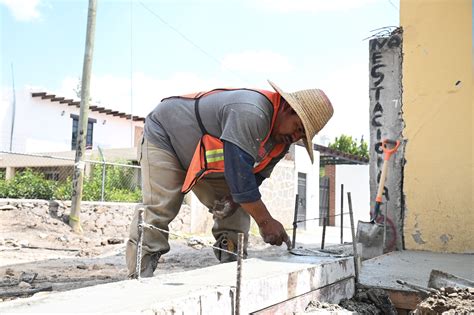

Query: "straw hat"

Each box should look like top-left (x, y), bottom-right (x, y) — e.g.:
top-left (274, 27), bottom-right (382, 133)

top-left (268, 80), bottom-right (334, 163)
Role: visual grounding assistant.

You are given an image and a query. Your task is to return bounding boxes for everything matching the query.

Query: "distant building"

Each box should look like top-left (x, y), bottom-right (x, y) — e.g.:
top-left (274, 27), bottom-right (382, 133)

top-left (0, 89), bottom-right (144, 180)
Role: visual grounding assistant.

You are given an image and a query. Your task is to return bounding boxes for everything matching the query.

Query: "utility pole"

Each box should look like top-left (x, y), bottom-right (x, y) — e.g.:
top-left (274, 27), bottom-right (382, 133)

top-left (70, 0), bottom-right (97, 233)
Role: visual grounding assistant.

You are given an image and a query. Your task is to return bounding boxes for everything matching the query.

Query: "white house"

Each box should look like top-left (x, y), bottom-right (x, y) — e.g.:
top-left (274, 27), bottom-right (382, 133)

top-left (0, 88), bottom-right (144, 181)
top-left (0, 88), bottom-right (144, 153)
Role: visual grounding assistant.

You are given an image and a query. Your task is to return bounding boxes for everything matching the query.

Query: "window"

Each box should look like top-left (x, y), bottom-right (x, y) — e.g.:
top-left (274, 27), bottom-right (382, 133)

top-left (71, 114), bottom-right (96, 150)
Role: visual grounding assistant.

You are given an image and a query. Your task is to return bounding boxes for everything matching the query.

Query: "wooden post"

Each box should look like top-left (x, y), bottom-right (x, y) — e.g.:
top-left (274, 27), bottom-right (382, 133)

top-left (70, 0), bottom-right (97, 233)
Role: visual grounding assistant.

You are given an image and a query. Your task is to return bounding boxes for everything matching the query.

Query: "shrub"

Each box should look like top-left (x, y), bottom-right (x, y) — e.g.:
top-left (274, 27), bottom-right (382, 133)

top-left (0, 169), bottom-right (56, 199)
top-left (1, 163), bottom-right (141, 203)
top-left (53, 163), bottom-right (141, 202)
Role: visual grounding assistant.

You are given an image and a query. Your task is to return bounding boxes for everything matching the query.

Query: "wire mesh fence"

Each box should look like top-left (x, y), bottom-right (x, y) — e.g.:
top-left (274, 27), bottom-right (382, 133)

top-left (0, 150), bottom-right (141, 202)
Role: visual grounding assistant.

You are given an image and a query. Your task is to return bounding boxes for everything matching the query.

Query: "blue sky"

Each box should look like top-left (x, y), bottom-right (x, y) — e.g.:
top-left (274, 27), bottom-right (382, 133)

top-left (0, 0), bottom-right (399, 144)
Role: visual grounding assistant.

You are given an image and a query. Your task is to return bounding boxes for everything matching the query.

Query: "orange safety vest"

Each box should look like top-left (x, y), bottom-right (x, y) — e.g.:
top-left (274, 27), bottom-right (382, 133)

top-left (163, 88), bottom-right (286, 193)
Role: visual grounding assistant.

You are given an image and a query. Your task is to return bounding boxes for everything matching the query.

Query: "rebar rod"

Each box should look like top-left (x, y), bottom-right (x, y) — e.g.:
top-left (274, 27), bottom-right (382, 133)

top-left (135, 208), bottom-right (144, 280)
top-left (235, 233), bottom-right (244, 315)
top-left (291, 194), bottom-right (299, 249)
top-left (347, 192), bottom-right (359, 283)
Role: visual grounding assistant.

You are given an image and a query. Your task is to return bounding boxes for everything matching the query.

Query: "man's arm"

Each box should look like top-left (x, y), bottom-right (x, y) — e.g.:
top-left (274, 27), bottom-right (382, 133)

top-left (223, 141), bottom-right (290, 246)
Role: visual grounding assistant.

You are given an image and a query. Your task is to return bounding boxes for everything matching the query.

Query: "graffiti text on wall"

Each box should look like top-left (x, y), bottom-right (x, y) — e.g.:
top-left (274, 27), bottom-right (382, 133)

top-left (369, 35), bottom-right (401, 250)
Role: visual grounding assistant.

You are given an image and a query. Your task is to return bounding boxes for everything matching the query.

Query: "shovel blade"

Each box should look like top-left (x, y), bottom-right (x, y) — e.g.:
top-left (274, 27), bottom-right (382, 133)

top-left (428, 269), bottom-right (474, 289)
top-left (356, 220), bottom-right (384, 260)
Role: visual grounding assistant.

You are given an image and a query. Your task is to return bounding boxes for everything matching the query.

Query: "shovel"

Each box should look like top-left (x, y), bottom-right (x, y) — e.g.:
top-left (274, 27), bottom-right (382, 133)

top-left (428, 269), bottom-right (474, 289)
top-left (356, 139), bottom-right (400, 259)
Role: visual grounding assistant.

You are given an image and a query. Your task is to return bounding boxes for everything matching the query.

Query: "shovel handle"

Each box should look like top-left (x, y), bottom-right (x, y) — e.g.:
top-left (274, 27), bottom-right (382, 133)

top-left (382, 139), bottom-right (400, 161)
top-left (373, 139), bottom-right (400, 220)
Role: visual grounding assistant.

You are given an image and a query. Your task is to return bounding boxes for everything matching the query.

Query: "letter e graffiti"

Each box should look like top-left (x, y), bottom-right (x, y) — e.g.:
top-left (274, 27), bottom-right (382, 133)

top-left (371, 64), bottom-right (386, 87)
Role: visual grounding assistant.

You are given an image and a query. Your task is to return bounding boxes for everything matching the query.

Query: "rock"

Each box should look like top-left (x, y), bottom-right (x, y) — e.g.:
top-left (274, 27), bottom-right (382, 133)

top-left (19, 272), bottom-right (37, 284)
top-left (18, 281), bottom-right (31, 289)
top-left (107, 238), bottom-right (124, 245)
top-left (76, 265), bottom-right (88, 270)
top-left (187, 237), bottom-right (206, 249)
top-left (5, 268), bottom-right (15, 276)
top-left (95, 216), bottom-right (107, 229)
top-left (5, 239), bottom-right (19, 247)
top-left (38, 233), bottom-right (48, 239)
top-left (91, 264), bottom-right (102, 270)
top-left (0, 205), bottom-right (17, 211)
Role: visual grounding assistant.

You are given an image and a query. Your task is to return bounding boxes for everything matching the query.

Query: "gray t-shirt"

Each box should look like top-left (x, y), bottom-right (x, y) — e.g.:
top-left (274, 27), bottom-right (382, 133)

top-left (144, 89), bottom-right (278, 170)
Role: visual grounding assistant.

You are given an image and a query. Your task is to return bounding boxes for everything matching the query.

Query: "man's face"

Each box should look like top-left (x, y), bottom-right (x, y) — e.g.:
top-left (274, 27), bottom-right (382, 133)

top-left (272, 110), bottom-right (306, 145)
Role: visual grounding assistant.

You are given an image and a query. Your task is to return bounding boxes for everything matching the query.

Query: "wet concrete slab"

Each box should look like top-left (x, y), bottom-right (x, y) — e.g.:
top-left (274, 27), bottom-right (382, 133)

top-left (359, 250), bottom-right (474, 291)
top-left (0, 254), bottom-right (355, 314)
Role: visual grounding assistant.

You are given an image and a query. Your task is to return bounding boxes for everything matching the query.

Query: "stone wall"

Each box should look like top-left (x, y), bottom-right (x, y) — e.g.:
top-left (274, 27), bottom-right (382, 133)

top-left (259, 159), bottom-right (296, 230)
top-left (0, 199), bottom-right (192, 239)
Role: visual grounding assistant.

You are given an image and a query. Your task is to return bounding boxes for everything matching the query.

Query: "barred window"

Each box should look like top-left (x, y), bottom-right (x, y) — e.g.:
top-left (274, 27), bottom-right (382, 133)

top-left (71, 114), bottom-right (96, 150)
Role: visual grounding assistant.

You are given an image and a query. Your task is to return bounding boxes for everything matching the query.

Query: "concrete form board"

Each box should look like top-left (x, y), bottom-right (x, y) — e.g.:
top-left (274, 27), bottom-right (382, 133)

top-left (252, 277), bottom-right (355, 314)
top-left (0, 256), bottom-right (355, 314)
top-left (368, 33), bottom-right (404, 252)
top-left (358, 250), bottom-right (474, 291)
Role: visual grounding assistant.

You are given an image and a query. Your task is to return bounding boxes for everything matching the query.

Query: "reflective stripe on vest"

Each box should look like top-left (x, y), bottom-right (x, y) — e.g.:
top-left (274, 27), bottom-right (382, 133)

top-left (167, 88), bottom-right (285, 193)
top-left (205, 148), bottom-right (224, 163)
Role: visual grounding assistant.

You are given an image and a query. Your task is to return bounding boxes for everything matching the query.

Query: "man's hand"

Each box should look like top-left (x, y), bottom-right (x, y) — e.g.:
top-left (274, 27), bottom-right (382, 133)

top-left (258, 218), bottom-right (290, 247)
top-left (239, 199), bottom-right (291, 248)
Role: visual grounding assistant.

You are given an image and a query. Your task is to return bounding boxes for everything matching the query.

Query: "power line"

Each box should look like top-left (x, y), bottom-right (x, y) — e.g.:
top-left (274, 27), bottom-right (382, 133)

top-left (387, 0), bottom-right (398, 11)
top-left (138, 1), bottom-right (250, 85)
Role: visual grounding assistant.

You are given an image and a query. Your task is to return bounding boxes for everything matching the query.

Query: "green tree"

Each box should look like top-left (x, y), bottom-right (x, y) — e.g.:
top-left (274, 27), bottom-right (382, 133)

top-left (328, 134), bottom-right (369, 159)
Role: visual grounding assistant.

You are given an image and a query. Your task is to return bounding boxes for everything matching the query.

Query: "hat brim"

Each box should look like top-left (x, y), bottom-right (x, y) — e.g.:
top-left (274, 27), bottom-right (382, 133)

top-left (268, 80), bottom-right (314, 163)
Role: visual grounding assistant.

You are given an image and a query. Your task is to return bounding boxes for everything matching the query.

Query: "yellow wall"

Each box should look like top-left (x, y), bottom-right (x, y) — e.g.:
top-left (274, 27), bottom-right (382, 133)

top-left (401, 0), bottom-right (473, 253)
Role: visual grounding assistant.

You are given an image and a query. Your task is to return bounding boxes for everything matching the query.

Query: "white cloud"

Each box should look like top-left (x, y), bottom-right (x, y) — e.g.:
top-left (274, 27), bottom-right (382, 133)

top-left (0, 0), bottom-right (43, 22)
top-left (316, 63), bottom-right (370, 143)
top-left (221, 50), bottom-right (293, 74)
top-left (251, 0), bottom-right (377, 13)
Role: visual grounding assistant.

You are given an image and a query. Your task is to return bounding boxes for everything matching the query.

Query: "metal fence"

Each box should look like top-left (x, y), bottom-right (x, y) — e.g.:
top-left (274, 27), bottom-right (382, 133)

top-left (0, 150), bottom-right (141, 202)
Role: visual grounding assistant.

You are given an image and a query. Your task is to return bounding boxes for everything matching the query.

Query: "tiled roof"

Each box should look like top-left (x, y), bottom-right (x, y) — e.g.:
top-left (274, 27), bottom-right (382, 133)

top-left (295, 141), bottom-right (369, 165)
top-left (31, 92), bottom-right (145, 122)
top-left (314, 144), bottom-right (369, 165)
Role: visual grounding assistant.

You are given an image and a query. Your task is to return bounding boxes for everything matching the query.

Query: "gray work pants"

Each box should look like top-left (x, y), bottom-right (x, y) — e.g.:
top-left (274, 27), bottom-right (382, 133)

top-left (126, 138), bottom-right (250, 276)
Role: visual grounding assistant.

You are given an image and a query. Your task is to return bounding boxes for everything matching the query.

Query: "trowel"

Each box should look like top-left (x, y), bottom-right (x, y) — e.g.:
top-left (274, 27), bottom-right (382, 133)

top-left (356, 139), bottom-right (400, 259)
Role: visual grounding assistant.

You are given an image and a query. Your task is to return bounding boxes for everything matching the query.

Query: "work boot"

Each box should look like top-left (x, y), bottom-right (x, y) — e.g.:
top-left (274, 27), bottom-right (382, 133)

top-left (128, 252), bottom-right (161, 279)
top-left (126, 240), bottom-right (161, 278)
top-left (212, 234), bottom-right (248, 263)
